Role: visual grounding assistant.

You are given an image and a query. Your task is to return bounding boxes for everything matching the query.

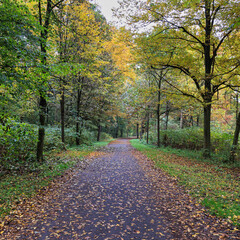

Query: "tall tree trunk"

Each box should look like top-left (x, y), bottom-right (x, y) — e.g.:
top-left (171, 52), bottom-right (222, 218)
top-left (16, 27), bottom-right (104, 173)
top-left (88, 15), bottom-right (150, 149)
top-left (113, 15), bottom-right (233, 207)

top-left (236, 93), bottom-right (239, 122)
top-left (36, 0), bottom-right (52, 162)
top-left (76, 77), bottom-right (84, 145)
top-left (163, 102), bottom-right (170, 147)
top-left (146, 112), bottom-right (150, 144)
top-left (165, 101), bottom-right (170, 130)
top-left (140, 122), bottom-right (144, 139)
top-left (229, 111), bottom-right (240, 162)
top-left (203, 102), bottom-right (211, 158)
top-left (60, 86), bottom-right (65, 143)
top-left (120, 128), bottom-right (123, 138)
top-left (76, 88), bottom-right (81, 145)
top-left (157, 79), bottom-right (161, 147)
top-left (136, 123), bottom-right (139, 139)
top-left (202, 0), bottom-right (213, 158)
top-left (37, 95), bottom-right (47, 161)
top-left (115, 116), bottom-right (119, 138)
top-left (97, 122), bottom-right (101, 142)
top-left (190, 115), bottom-right (194, 127)
top-left (197, 115), bottom-right (200, 127)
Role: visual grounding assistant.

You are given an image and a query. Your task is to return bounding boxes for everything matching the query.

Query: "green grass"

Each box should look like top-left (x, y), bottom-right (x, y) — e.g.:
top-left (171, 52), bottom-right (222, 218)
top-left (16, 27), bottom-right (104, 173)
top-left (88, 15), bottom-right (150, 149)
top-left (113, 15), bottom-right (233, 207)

top-left (0, 140), bottom-right (112, 218)
top-left (131, 139), bottom-right (240, 227)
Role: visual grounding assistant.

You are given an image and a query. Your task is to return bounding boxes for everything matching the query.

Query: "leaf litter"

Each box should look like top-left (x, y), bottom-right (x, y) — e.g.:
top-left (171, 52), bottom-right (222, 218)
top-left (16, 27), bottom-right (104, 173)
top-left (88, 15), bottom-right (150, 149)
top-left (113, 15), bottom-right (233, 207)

top-left (0, 139), bottom-right (239, 239)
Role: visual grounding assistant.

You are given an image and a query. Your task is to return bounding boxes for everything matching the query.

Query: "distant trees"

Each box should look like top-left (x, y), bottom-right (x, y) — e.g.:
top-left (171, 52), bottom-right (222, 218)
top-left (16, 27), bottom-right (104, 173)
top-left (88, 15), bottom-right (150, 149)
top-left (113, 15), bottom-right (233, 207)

top-left (118, 0), bottom-right (240, 158)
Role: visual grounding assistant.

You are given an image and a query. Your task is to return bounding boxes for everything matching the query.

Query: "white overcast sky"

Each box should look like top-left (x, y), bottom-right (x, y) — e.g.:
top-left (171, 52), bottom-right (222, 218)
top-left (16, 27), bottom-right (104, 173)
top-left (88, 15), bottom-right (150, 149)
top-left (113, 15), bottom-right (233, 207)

top-left (92, 0), bottom-right (120, 23)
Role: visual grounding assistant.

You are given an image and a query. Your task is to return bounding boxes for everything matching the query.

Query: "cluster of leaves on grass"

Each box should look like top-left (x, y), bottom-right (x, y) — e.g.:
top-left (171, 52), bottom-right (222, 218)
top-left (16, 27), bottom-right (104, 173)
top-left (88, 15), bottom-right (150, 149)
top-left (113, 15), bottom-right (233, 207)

top-left (143, 127), bottom-right (236, 162)
top-left (131, 139), bottom-right (240, 227)
top-left (0, 141), bottom-right (111, 219)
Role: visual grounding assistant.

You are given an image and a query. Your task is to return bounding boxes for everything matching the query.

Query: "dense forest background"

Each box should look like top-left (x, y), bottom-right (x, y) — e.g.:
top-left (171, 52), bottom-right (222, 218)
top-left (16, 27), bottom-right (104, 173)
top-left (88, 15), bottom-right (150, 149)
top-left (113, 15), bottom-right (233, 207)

top-left (1, 0), bottom-right (240, 174)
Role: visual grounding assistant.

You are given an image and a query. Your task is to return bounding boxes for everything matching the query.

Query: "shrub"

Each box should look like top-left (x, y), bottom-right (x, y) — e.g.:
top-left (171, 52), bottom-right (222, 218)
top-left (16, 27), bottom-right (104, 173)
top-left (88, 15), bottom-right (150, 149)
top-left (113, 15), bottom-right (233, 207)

top-left (100, 132), bottom-right (113, 141)
top-left (44, 127), bottom-right (65, 151)
top-left (0, 119), bottom-right (37, 171)
top-left (143, 127), bottom-right (236, 161)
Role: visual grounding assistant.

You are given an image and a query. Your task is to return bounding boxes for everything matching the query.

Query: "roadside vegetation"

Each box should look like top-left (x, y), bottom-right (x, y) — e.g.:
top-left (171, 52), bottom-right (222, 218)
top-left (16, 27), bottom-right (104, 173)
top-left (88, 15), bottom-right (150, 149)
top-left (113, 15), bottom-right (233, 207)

top-left (131, 139), bottom-right (240, 227)
top-left (0, 139), bottom-right (112, 219)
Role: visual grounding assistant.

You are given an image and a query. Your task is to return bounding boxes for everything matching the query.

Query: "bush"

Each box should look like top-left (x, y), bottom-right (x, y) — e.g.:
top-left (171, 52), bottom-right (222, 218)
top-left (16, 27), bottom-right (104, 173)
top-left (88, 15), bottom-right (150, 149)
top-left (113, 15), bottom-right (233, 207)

top-left (44, 127), bottom-right (65, 151)
top-left (100, 132), bottom-right (113, 141)
top-left (143, 127), bottom-right (236, 161)
top-left (0, 119), bottom-right (38, 171)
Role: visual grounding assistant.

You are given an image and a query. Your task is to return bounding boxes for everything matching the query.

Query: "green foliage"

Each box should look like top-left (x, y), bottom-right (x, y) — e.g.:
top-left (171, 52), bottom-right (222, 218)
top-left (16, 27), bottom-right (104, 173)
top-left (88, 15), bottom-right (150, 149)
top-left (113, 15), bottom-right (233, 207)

top-left (143, 127), bottom-right (235, 162)
top-left (131, 139), bottom-right (240, 226)
top-left (0, 119), bottom-right (37, 172)
top-left (44, 127), bottom-right (65, 151)
top-left (0, 0), bottom-right (39, 84)
top-left (99, 132), bottom-right (113, 141)
top-left (44, 127), bottom-right (113, 149)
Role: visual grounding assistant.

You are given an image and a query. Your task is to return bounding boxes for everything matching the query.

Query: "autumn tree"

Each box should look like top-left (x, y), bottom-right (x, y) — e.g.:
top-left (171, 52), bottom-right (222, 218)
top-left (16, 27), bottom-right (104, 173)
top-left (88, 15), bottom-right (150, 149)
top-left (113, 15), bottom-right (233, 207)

top-left (118, 0), bottom-right (240, 157)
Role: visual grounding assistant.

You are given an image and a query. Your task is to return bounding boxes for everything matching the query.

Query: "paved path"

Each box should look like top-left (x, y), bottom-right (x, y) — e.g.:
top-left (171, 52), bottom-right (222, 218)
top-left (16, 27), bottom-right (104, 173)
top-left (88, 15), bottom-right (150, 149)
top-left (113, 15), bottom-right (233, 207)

top-left (2, 139), bottom-right (239, 239)
top-left (4, 139), bottom-right (174, 239)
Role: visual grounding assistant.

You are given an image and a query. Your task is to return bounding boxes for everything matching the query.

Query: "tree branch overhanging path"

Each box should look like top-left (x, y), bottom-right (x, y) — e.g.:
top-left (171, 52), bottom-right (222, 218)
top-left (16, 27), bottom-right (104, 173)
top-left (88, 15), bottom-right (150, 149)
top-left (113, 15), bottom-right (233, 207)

top-left (2, 139), bottom-right (239, 239)
top-left (122, 0), bottom-right (240, 158)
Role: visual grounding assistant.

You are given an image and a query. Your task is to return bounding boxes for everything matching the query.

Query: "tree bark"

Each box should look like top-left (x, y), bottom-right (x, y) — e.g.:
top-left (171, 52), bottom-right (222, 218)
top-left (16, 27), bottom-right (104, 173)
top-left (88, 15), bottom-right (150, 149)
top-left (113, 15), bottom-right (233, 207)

top-left (76, 88), bottom-right (81, 145)
top-left (146, 112), bottom-right (150, 144)
top-left (197, 115), bottom-right (200, 127)
top-left (136, 123), bottom-right (139, 139)
top-left (115, 116), bottom-right (119, 138)
top-left (97, 122), bottom-right (101, 142)
top-left (165, 101), bottom-right (170, 130)
top-left (37, 95), bottom-right (47, 161)
top-left (36, 0), bottom-right (52, 162)
top-left (203, 102), bottom-right (211, 158)
top-left (120, 128), bottom-right (123, 138)
top-left (60, 86), bottom-right (65, 143)
top-left (202, 0), bottom-right (213, 158)
top-left (229, 111), bottom-right (240, 162)
top-left (157, 78), bottom-right (161, 147)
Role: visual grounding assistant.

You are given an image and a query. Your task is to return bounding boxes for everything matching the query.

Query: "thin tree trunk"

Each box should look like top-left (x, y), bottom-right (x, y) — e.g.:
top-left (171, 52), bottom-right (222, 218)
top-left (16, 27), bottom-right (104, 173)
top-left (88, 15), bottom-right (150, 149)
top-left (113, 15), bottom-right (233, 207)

top-left (190, 115), bottom-right (194, 127)
top-left (60, 86), bottom-right (65, 143)
top-left (37, 95), bottom-right (47, 161)
top-left (140, 122), bottom-right (144, 139)
top-left (36, 0), bottom-right (53, 161)
top-left (236, 93), bottom-right (239, 122)
top-left (136, 123), bottom-right (139, 139)
top-left (157, 78), bottom-right (161, 147)
top-left (147, 113), bottom-right (150, 144)
top-left (230, 111), bottom-right (240, 162)
top-left (120, 129), bottom-right (123, 138)
top-left (97, 122), bottom-right (101, 142)
top-left (197, 115), bottom-right (200, 127)
top-left (115, 116), bottom-right (119, 138)
top-left (165, 101), bottom-right (170, 130)
top-left (76, 88), bottom-right (81, 145)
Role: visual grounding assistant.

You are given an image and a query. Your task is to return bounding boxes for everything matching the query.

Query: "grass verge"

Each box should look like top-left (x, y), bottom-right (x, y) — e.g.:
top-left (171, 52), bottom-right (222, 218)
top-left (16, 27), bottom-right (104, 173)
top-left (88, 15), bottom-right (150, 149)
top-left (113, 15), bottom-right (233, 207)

top-left (0, 140), bottom-right (111, 219)
top-left (130, 139), bottom-right (240, 227)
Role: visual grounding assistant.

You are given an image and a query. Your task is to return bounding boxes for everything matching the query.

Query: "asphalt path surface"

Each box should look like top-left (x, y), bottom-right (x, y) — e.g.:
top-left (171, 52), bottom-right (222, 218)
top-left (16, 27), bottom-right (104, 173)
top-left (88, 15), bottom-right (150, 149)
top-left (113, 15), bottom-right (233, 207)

top-left (1, 139), bottom-right (239, 239)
